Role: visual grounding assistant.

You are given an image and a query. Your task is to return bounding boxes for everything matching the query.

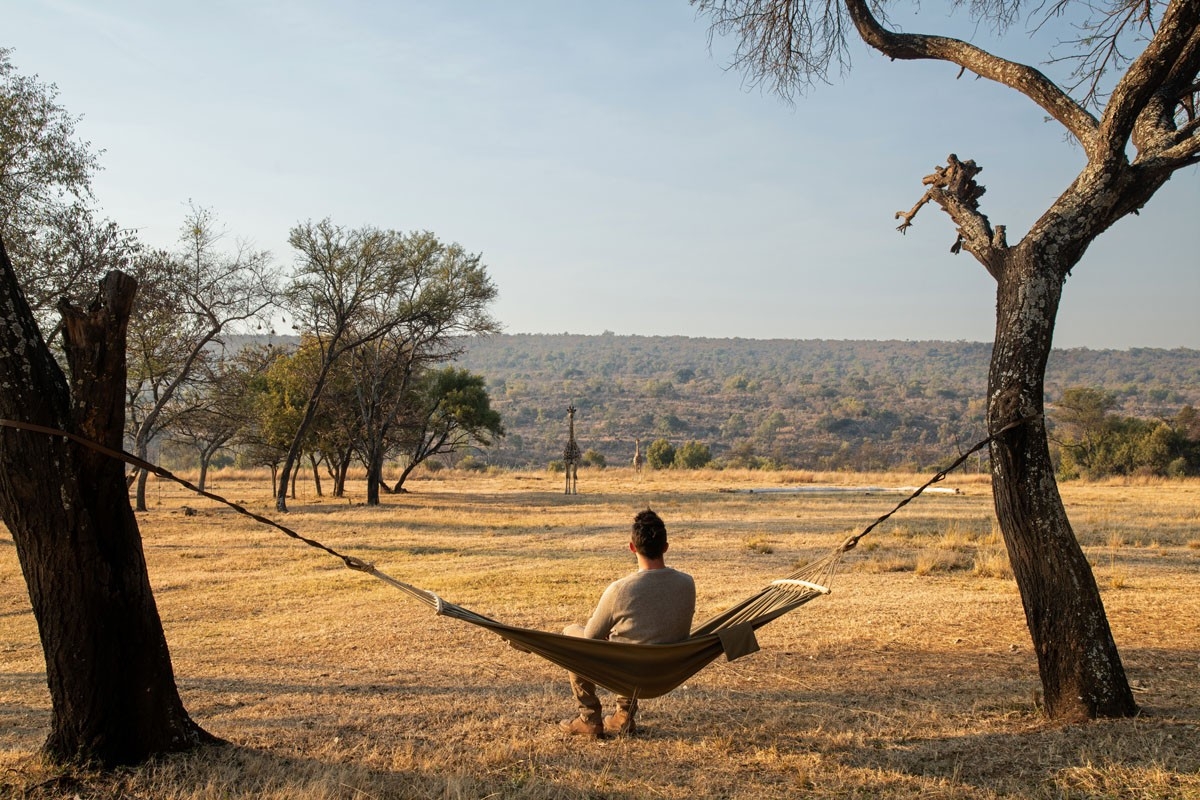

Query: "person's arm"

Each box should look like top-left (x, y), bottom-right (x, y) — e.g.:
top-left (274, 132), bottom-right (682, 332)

top-left (582, 583), bottom-right (619, 640)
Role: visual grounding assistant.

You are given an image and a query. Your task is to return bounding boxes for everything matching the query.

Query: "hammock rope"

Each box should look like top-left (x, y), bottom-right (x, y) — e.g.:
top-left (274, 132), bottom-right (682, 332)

top-left (0, 414), bottom-right (1033, 698)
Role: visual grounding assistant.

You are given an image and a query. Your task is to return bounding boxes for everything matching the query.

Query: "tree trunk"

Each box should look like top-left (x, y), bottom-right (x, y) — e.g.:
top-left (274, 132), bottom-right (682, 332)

top-left (394, 461), bottom-right (419, 493)
top-left (365, 445), bottom-right (383, 506)
top-left (0, 243), bottom-right (213, 765)
top-left (275, 356), bottom-right (339, 512)
top-left (987, 248), bottom-right (1137, 722)
top-left (334, 451), bottom-right (352, 498)
top-left (198, 451), bottom-right (212, 491)
top-left (308, 452), bottom-right (323, 497)
top-left (135, 465), bottom-right (150, 511)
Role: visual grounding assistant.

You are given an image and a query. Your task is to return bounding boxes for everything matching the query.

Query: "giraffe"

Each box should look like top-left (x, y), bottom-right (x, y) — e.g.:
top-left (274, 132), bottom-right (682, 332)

top-left (633, 437), bottom-right (644, 474)
top-left (563, 405), bottom-right (581, 495)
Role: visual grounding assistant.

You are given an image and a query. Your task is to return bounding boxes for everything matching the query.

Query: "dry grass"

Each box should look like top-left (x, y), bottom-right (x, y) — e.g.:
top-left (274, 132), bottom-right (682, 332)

top-left (2, 467), bottom-right (1199, 799)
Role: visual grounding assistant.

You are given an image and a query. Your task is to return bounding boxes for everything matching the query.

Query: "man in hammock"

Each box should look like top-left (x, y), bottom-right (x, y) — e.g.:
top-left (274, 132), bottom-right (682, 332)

top-left (560, 509), bottom-right (696, 737)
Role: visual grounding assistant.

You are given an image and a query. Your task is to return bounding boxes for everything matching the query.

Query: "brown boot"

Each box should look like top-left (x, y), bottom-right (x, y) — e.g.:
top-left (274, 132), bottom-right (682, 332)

top-left (603, 708), bottom-right (636, 735)
top-left (559, 715), bottom-right (604, 737)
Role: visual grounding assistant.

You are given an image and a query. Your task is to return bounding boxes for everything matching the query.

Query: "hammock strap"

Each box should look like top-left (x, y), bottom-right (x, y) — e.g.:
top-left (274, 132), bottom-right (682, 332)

top-left (836, 414), bottom-right (1037, 553)
top-left (0, 417), bottom-right (372, 571)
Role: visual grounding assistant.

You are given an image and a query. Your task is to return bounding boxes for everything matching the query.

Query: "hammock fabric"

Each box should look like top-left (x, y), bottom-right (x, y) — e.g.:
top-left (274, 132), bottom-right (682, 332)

top-left (357, 550), bottom-right (843, 699)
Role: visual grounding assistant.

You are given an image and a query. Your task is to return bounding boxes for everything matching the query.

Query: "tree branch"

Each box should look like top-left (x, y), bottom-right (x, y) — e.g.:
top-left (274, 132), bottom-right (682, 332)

top-left (1101, 0), bottom-right (1200, 157)
top-left (894, 154), bottom-right (1006, 278)
top-left (842, 0), bottom-right (1100, 153)
top-left (1147, 127), bottom-right (1200, 166)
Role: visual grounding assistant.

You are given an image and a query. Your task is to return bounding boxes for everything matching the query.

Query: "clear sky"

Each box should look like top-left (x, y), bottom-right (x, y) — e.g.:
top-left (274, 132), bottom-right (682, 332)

top-left (8, 1), bottom-right (1198, 349)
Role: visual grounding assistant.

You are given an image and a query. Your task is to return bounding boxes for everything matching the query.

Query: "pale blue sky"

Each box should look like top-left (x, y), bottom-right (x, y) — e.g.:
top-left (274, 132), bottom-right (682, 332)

top-left (8, 1), bottom-right (1198, 348)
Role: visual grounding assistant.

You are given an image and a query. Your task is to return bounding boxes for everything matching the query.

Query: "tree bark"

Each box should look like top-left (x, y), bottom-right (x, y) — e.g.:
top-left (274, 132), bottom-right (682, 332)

top-left (0, 240), bottom-right (213, 765)
top-left (365, 444), bottom-right (384, 506)
top-left (987, 247), bottom-right (1137, 722)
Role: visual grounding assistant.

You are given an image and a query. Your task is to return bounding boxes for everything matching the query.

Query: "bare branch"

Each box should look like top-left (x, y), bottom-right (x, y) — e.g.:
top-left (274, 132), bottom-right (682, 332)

top-left (894, 155), bottom-right (1006, 276)
top-left (1100, 0), bottom-right (1200, 156)
top-left (694, 0), bottom-right (856, 97)
top-left (1038, 0), bottom-right (1156, 111)
top-left (840, 0), bottom-right (1102, 153)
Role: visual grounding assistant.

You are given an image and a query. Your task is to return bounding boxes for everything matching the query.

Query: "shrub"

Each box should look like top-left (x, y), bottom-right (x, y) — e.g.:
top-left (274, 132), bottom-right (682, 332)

top-left (674, 441), bottom-right (712, 469)
top-left (647, 439), bottom-right (675, 469)
top-left (457, 455), bottom-right (488, 472)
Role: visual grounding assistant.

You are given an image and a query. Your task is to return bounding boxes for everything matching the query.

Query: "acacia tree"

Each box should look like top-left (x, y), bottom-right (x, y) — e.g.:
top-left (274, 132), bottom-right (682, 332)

top-left (348, 232), bottom-right (500, 505)
top-left (274, 220), bottom-right (415, 511)
top-left (126, 206), bottom-right (279, 510)
top-left (240, 338), bottom-right (323, 497)
top-left (167, 344), bottom-right (279, 490)
top-left (19, 204), bottom-right (143, 342)
top-left (390, 367), bottom-right (505, 491)
top-left (277, 337), bottom-right (362, 497)
top-left (1050, 387), bottom-right (1120, 477)
top-left (694, 0), bottom-right (1199, 721)
top-left (0, 52), bottom-right (210, 765)
top-left (0, 49), bottom-right (96, 257)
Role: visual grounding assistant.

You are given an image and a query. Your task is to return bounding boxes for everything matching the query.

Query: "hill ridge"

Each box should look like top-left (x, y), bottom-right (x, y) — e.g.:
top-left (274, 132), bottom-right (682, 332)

top-left (451, 333), bottom-right (1200, 470)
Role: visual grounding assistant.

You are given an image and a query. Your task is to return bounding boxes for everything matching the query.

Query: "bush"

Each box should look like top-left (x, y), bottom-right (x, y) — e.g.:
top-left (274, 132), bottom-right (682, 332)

top-left (456, 455), bottom-right (488, 471)
top-left (647, 439), bottom-right (675, 469)
top-left (674, 441), bottom-right (712, 469)
top-left (1167, 457), bottom-right (1190, 477)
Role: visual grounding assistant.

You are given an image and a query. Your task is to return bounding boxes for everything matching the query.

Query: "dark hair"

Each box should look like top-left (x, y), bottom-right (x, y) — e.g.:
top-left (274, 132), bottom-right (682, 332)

top-left (631, 509), bottom-right (668, 559)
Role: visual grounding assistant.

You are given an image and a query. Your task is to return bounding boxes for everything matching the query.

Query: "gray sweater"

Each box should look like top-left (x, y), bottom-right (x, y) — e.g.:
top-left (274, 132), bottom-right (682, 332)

top-left (583, 567), bottom-right (696, 644)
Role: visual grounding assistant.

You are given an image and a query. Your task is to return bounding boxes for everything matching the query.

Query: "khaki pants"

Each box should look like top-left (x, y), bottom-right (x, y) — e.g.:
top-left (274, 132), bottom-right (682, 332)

top-left (563, 624), bottom-right (637, 722)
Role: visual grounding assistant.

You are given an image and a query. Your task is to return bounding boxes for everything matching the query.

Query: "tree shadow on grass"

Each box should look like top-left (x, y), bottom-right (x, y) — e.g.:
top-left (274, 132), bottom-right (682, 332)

top-left (825, 711), bottom-right (1200, 797)
top-left (3, 740), bottom-right (516, 800)
top-left (693, 641), bottom-right (1200, 798)
top-left (6, 641), bottom-right (1197, 799)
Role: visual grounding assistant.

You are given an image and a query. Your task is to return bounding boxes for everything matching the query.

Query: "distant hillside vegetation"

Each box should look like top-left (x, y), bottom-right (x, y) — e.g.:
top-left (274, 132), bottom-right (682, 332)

top-left (452, 334), bottom-right (1200, 470)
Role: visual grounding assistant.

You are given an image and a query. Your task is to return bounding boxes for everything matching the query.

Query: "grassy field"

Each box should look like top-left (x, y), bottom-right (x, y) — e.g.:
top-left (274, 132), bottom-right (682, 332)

top-left (2, 466), bottom-right (1198, 799)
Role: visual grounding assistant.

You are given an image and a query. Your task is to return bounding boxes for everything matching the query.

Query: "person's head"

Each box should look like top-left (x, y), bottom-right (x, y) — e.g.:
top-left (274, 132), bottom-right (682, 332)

top-left (630, 509), bottom-right (668, 559)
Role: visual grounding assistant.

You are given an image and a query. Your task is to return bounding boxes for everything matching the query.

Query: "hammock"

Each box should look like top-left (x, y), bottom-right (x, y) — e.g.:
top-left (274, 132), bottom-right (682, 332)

top-left (0, 416), bottom-right (1027, 699)
top-left (358, 550), bottom-right (842, 699)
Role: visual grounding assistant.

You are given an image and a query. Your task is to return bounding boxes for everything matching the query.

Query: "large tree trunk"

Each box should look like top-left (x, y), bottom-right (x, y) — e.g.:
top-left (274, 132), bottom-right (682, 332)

top-left (987, 247), bottom-right (1137, 722)
top-left (365, 443), bottom-right (384, 506)
top-left (0, 242), bottom-right (213, 765)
